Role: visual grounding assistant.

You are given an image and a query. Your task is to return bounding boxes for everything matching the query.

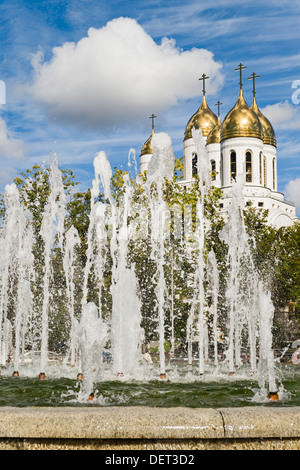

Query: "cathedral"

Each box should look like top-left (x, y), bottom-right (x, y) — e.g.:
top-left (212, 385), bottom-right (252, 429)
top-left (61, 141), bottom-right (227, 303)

top-left (139, 64), bottom-right (298, 229)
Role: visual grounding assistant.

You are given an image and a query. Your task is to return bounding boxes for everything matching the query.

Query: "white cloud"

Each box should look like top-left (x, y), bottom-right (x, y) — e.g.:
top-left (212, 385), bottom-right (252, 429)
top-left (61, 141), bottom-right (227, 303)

top-left (30, 17), bottom-right (223, 128)
top-left (285, 178), bottom-right (300, 215)
top-left (262, 100), bottom-right (300, 130)
top-left (0, 117), bottom-right (24, 161)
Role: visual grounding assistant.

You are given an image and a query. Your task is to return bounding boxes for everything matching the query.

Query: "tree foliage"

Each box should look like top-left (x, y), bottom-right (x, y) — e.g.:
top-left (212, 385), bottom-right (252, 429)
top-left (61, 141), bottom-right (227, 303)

top-left (0, 161), bottom-right (299, 348)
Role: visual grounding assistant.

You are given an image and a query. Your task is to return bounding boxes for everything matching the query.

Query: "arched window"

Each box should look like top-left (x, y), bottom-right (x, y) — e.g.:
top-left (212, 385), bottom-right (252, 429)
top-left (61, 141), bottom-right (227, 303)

top-left (220, 153), bottom-right (224, 186)
top-left (263, 156), bottom-right (267, 187)
top-left (259, 152), bottom-right (263, 185)
top-left (273, 157), bottom-right (276, 190)
top-left (192, 153), bottom-right (198, 176)
top-left (245, 151), bottom-right (252, 183)
top-left (211, 160), bottom-right (216, 180)
top-left (230, 151), bottom-right (236, 183)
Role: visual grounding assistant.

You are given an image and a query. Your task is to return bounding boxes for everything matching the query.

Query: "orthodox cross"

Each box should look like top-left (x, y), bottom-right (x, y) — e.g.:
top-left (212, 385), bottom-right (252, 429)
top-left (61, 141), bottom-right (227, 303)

top-left (248, 72), bottom-right (260, 97)
top-left (199, 73), bottom-right (209, 96)
top-left (149, 113), bottom-right (157, 130)
top-left (215, 100), bottom-right (223, 117)
top-left (234, 63), bottom-right (247, 89)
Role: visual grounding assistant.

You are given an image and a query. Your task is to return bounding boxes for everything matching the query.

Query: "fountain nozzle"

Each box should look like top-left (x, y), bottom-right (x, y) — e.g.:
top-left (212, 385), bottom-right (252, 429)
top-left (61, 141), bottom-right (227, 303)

top-left (268, 391), bottom-right (279, 401)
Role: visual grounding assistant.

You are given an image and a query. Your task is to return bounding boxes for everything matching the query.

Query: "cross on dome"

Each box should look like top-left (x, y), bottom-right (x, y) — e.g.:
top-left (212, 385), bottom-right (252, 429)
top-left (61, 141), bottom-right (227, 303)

top-left (149, 113), bottom-right (157, 130)
top-left (199, 73), bottom-right (209, 96)
top-left (215, 100), bottom-right (223, 117)
top-left (234, 63), bottom-right (247, 89)
top-left (248, 72), bottom-right (260, 97)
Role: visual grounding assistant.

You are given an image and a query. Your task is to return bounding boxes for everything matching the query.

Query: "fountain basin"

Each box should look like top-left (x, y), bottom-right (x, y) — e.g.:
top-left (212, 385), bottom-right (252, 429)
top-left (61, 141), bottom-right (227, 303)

top-left (0, 406), bottom-right (300, 450)
top-left (0, 367), bottom-right (300, 449)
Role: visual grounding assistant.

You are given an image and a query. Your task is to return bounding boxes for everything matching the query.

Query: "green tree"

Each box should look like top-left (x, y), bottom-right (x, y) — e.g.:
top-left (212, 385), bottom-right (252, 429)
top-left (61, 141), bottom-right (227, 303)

top-left (14, 164), bottom-right (77, 235)
top-left (13, 164), bottom-right (81, 350)
top-left (272, 222), bottom-right (300, 309)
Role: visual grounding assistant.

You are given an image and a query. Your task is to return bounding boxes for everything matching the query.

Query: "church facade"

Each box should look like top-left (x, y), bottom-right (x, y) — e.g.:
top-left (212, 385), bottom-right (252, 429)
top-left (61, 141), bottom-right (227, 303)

top-left (139, 65), bottom-right (298, 229)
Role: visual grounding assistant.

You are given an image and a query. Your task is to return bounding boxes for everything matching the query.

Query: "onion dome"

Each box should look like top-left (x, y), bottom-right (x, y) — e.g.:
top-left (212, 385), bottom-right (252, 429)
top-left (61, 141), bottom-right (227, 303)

top-left (140, 129), bottom-right (154, 156)
top-left (251, 97), bottom-right (276, 147)
top-left (221, 89), bottom-right (263, 142)
top-left (206, 116), bottom-right (221, 145)
top-left (184, 96), bottom-right (218, 141)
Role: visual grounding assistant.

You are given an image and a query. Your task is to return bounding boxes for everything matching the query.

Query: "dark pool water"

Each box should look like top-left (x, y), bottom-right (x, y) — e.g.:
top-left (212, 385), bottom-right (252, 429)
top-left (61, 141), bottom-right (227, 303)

top-left (1, 365), bottom-right (300, 408)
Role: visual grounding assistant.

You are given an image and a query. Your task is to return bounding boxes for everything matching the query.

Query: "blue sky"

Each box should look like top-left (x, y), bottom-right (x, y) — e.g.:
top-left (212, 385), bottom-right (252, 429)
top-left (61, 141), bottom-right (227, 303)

top-left (1, 0), bottom-right (300, 214)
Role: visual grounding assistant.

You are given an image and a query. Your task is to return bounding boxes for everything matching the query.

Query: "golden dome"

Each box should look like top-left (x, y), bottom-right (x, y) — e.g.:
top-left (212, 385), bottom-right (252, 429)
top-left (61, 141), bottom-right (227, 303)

top-left (184, 96), bottom-right (218, 141)
top-left (206, 116), bottom-right (221, 145)
top-left (140, 129), bottom-right (154, 156)
top-left (221, 89), bottom-right (263, 142)
top-left (251, 97), bottom-right (276, 147)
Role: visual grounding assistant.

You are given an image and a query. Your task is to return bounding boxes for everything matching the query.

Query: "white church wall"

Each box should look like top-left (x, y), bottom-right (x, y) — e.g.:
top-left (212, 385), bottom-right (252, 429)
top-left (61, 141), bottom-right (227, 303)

top-left (220, 137), bottom-right (264, 187)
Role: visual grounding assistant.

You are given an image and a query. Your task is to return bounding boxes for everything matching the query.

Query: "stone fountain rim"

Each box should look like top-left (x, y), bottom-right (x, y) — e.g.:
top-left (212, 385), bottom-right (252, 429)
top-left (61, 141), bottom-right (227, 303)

top-left (0, 406), bottom-right (299, 440)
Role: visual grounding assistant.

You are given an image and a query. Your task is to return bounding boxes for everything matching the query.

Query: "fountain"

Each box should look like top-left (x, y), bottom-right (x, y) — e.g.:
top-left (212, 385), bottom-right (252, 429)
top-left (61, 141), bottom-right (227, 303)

top-left (0, 183), bottom-right (34, 373)
top-left (78, 301), bottom-right (108, 398)
top-left (0, 129), bottom-right (291, 406)
top-left (39, 155), bottom-right (66, 377)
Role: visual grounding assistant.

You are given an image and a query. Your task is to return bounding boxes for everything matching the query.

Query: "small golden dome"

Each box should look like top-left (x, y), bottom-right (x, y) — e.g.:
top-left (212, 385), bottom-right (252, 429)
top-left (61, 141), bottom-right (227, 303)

top-left (184, 96), bottom-right (218, 141)
top-left (140, 129), bottom-right (154, 156)
top-left (221, 89), bottom-right (263, 141)
top-left (206, 116), bottom-right (221, 145)
top-left (251, 97), bottom-right (276, 147)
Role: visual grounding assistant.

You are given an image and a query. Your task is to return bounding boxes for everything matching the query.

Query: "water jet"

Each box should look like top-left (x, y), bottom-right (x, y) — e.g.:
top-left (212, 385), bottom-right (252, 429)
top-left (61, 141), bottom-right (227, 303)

top-left (0, 131), bottom-right (288, 405)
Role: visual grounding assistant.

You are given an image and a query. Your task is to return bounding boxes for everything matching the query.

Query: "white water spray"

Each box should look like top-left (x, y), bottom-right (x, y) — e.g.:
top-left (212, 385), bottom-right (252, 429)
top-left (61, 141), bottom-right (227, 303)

top-left (93, 151), bottom-right (143, 377)
top-left (39, 156), bottom-right (66, 374)
top-left (145, 133), bottom-right (175, 377)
